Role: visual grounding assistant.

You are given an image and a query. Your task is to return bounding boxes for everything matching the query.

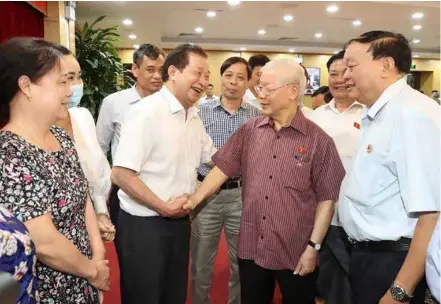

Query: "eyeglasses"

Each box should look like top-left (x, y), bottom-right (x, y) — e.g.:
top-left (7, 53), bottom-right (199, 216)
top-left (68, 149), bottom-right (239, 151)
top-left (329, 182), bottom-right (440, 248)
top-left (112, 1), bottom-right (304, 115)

top-left (254, 83), bottom-right (295, 96)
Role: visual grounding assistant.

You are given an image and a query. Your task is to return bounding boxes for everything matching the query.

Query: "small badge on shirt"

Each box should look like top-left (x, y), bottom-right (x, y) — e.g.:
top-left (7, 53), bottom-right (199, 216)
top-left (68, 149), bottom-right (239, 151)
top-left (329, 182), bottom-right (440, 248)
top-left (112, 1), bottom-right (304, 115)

top-left (366, 144), bottom-right (373, 154)
top-left (353, 122), bottom-right (360, 130)
top-left (295, 146), bottom-right (307, 154)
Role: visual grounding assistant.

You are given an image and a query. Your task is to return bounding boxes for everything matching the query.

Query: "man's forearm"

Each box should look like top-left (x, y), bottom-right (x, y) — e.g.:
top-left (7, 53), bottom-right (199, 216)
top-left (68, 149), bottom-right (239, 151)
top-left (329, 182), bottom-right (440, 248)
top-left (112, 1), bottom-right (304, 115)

top-left (111, 167), bottom-right (165, 214)
top-left (310, 200), bottom-right (334, 244)
top-left (394, 212), bottom-right (439, 294)
top-left (190, 166), bottom-right (229, 207)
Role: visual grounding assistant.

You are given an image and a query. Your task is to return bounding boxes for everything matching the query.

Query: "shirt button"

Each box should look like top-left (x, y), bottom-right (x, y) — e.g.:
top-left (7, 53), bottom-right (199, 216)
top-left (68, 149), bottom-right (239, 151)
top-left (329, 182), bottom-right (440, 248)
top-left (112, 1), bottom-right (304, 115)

top-left (273, 155), bottom-right (276, 159)
top-left (260, 236), bottom-right (264, 240)
top-left (265, 196), bottom-right (268, 200)
top-left (269, 176), bottom-right (272, 179)
top-left (263, 216), bottom-right (266, 220)
top-left (277, 135), bottom-right (280, 139)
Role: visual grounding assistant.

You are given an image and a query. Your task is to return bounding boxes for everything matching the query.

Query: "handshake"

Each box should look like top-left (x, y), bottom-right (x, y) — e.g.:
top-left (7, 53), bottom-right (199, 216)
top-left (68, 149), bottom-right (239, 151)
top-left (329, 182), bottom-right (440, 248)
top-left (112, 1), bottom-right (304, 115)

top-left (158, 193), bottom-right (199, 218)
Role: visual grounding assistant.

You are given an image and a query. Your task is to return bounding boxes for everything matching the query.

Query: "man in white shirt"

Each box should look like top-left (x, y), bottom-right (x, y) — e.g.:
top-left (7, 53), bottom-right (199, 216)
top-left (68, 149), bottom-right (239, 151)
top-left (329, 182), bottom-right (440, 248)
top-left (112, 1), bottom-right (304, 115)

top-left (309, 50), bottom-right (364, 304)
top-left (243, 54), bottom-right (270, 110)
top-left (95, 43), bottom-right (164, 304)
top-left (96, 44), bottom-right (164, 231)
top-left (111, 44), bottom-right (217, 304)
top-left (339, 31), bottom-right (440, 303)
top-left (199, 83), bottom-right (219, 105)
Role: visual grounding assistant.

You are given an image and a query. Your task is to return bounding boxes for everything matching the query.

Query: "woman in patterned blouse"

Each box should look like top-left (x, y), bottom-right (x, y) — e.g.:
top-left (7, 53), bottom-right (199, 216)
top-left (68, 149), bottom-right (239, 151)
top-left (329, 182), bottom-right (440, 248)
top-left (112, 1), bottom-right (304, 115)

top-left (0, 38), bottom-right (110, 303)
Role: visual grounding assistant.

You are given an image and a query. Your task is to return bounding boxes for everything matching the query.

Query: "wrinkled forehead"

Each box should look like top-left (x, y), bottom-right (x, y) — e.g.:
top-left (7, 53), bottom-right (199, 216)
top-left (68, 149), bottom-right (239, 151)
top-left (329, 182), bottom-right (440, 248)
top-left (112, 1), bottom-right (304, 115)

top-left (344, 42), bottom-right (372, 62)
top-left (260, 70), bottom-right (279, 86)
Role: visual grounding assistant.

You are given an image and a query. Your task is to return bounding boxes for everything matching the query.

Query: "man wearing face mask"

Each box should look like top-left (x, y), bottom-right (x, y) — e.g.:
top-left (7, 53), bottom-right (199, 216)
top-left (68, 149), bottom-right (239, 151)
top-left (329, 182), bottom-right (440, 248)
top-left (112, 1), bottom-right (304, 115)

top-left (111, 44), bottom-right (217, 304)
top-left (191, 57), bottom-right (259, 304)
top-left (54, 45), bottom-right (115, 244)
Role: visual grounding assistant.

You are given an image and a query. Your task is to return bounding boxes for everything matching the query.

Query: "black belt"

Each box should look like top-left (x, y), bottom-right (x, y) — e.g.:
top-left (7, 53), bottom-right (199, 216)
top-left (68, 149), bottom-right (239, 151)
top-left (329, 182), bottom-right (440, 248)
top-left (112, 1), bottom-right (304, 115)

top-left (348, 237), bottom-right (411, 252)
top-left (197, 174), bottom-right (241, 190)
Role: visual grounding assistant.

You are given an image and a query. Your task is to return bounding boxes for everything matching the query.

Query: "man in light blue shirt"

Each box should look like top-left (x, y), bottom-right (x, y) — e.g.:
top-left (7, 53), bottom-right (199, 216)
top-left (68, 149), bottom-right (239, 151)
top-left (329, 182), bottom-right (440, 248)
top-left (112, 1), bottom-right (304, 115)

top-left (339, 31), bottom-right (440, 304)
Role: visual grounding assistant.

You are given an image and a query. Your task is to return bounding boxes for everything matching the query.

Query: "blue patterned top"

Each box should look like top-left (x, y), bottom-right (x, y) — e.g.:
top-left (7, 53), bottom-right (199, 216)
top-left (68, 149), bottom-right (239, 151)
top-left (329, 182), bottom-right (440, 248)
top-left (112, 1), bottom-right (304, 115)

top-left (0, 205), bottom-right (38, 303)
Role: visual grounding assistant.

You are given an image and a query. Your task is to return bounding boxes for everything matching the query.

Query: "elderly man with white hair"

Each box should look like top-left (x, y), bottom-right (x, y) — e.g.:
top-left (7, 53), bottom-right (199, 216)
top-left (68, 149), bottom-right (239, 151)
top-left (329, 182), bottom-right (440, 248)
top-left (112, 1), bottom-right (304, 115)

top-left (183, 59), bottom-right (345, 304)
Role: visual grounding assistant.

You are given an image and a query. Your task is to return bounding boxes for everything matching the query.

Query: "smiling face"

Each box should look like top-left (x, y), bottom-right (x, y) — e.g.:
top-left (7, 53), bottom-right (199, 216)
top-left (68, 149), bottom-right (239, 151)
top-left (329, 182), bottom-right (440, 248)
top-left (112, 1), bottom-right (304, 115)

top-left (328, 59), bottom-right (349, 101)
top-left (168, 53), bottom-right (210, 108)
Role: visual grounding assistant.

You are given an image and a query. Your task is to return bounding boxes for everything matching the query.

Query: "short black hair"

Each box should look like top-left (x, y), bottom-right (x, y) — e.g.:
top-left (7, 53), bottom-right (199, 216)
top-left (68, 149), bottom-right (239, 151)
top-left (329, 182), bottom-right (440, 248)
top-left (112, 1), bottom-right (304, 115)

top-left (312, 86), bottom-right (330, 97)
top-left (248, 54), bottom-right (270, 71)
top-left (220, 56), bottom-right (252, 80)
top-left (346, 31), bottom-right (412, 74)
top-left (162, 44), bottom-right (207, 82)
top-left (327, 50), bottom-right (345, 71)
top-left (324, 92), bottom-right (333, 103)
top-left (0, 37), bottom-right (63, 126)
top-left (208, 84), bottom-right (214, 88)
top-left (54, 44), bottom-right (72, 56)
top-left (432, 90), bottom-right (439, 93)
top-left (133, 44), bottom-right (165, 66)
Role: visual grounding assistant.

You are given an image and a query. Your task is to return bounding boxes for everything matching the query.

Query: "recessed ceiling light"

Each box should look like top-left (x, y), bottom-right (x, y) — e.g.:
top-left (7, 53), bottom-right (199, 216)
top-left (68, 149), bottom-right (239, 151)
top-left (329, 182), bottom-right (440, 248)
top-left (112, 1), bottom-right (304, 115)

top-left (258, 29), bottom-right (266, 35)
top-left (122, 18), bottom-right (133, 26)
top-left (283, 14), bottom-right (293, 22)
top-left (195, 27), bottom-right (204, 33)
top-left (207, 11), bottom-right (216, 18)
top-left (227, 0), bottom-right (241, 6)
top-left (412, 39), bottom-right (421, 44)
top-left (413, 54), bottom-right (420, 58)
top-left (240, 47), bottom-right (247, 51)
top-left (289, 48), bottom-right (295, 53)
top-left (352, 20), bottom-right (362, 27)
top-left (413, 24), bottom-right (423, 31)
top-left (128, 34), bottom-right (137, 40)
top-left (412, 12), bottom-right (424, 19)
top-left (314, 32), bottom-right (323, 38)
top-left (333, 51), bottom-right (339, 54)
top-left (326, 4), bottom-right (339, 13)
top-left (133, 44), bottom-right (139, 49)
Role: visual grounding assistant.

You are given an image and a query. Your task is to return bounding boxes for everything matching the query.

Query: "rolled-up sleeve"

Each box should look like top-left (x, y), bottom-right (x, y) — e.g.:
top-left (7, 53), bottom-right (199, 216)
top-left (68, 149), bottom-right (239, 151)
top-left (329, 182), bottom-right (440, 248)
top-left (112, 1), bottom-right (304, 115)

top-left (312, 136), bottom-right (346, 202)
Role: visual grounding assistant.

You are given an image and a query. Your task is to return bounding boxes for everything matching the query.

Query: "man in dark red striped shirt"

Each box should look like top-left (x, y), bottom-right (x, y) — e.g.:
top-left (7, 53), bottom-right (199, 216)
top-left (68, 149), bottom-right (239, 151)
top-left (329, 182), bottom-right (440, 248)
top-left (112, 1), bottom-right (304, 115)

top-left (184, 58), bottom-right (345, 304)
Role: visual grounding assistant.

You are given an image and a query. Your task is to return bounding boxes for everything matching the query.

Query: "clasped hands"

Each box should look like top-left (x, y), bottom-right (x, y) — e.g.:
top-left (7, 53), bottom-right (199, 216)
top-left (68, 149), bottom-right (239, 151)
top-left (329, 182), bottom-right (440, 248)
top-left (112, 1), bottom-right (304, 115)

top-left (159, 193), bottom-right (198, 218)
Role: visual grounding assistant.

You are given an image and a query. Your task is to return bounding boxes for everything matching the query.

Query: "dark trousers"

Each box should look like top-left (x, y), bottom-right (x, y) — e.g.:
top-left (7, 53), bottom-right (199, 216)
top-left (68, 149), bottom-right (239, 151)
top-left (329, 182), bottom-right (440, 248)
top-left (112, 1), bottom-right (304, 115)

top-left (350, 250), bottom-right (428, 304)
top-left (316, 225), bottom-right (351, 304)
top-left (238, 259), bottom-right (317, 304)
top-left (118, 209), bottom-right (190, 304)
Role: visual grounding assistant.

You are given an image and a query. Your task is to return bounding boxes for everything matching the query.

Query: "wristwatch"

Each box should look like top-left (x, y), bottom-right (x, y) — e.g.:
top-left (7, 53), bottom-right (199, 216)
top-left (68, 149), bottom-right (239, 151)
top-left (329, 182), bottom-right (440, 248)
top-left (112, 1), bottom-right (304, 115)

top-left (390, 283), bottom-right (413, 302)
top-left (308, 240), bottom-right (321, 251)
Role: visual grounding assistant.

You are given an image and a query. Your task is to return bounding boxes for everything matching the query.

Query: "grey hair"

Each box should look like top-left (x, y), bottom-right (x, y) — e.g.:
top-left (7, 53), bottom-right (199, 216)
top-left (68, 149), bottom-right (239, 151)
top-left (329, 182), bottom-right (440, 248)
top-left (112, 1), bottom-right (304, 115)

top-left (261, 58), bottom-right (307, 104)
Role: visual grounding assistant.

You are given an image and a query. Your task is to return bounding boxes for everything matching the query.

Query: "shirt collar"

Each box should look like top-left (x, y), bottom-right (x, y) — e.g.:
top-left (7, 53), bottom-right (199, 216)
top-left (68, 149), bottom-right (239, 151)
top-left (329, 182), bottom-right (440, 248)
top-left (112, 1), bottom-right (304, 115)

top-left (212, 96), bottom-right (249, 111)
top-left (365, 77), bottom-right (407, 120)
top-left (326, 99), bottom-right (364, 113)
top-left (160, 85), bottom-right (199, 119)
top-left (128, 84), bottom-right (143, 104)
top-left (257, 109), bottom-right (308, 135)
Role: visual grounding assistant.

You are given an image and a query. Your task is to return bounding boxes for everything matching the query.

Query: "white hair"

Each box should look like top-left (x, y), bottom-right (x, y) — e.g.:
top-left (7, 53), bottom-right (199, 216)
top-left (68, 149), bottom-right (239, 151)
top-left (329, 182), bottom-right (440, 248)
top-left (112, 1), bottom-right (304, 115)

top-left (261, 58), bottom-right (307, 104)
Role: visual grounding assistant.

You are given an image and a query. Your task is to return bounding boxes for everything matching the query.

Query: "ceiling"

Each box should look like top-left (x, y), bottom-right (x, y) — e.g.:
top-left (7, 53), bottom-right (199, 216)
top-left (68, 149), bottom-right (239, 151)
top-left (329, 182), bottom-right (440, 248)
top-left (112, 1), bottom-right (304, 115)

top-left (76, 1), bottom-right (441, 59)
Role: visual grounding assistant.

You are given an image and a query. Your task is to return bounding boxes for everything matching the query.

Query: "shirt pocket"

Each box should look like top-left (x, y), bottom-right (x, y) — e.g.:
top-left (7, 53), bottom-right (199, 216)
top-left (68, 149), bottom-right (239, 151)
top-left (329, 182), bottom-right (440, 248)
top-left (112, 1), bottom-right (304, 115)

top-left (280, 158), bottom-right (312, 192)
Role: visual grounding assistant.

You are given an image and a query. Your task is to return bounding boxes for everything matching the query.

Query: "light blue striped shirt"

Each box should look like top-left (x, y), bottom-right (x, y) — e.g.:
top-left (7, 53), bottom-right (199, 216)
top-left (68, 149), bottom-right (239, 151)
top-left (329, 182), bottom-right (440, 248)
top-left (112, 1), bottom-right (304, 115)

top-left (198, 98), bottom-right (260, 176)
top-left (339, 77), bottom-right (440, 241)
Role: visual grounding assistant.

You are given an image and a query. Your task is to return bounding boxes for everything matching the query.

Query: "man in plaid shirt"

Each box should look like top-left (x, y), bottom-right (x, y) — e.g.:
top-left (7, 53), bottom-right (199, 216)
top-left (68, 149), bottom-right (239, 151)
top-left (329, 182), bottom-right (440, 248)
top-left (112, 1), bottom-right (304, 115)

top-left (190, 56), bottom-right (259, 304)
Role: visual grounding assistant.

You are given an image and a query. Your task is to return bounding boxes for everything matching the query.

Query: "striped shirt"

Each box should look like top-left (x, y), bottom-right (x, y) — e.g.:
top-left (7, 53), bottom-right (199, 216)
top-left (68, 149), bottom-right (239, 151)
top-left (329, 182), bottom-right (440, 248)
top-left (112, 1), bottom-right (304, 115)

top-left (198, 98), bottom-right (260, 176)
top-left (212, 110), bottom-right (345, 270)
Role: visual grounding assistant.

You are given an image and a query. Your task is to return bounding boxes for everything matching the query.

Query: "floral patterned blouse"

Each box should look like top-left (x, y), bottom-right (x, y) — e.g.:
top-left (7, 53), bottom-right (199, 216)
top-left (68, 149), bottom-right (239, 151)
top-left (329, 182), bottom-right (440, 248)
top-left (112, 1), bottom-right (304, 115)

top-left (0, 205), bottom-right (38, 303)
top-left (0, 127), bottom-right (99, 304)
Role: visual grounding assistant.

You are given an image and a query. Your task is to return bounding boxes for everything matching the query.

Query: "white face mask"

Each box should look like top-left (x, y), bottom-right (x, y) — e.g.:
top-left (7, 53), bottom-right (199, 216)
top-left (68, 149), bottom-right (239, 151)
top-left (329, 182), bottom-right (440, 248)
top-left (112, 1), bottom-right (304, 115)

top-left (68, 84), bottom-right (84, 108)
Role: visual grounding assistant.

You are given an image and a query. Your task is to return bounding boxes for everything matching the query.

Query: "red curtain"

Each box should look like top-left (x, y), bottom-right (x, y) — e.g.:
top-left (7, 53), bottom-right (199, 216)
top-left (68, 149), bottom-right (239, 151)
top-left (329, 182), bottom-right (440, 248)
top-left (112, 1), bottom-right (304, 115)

top-left (0, 1), bottom-right (44, 43)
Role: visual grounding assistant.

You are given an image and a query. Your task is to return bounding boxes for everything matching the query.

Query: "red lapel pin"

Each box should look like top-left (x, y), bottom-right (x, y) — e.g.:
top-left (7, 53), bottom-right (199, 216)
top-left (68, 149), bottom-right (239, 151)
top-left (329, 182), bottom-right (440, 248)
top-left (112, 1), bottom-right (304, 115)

top-left (354, 122), bottom-right (360, 129)
top-left (296, 146), bottom-right (307, 154)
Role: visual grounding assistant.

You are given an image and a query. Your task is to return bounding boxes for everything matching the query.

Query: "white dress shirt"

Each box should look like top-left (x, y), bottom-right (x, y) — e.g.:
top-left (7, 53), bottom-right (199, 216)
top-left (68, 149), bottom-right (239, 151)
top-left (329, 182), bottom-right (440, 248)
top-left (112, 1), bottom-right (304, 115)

top-left (69, 107), bottom-right (112, 215)
top-left (427, 217), bottom-right (440, 302)
top-left (96, 86), bottom-right (141, 161)
top-left (339, 78), bottom-right (440, 241)
top-left (113, 86), bottom-right (217, 217)
top-left (309, 99), bottom-right (364, 226)
top-left (243, 88), bottom-right (261, 110)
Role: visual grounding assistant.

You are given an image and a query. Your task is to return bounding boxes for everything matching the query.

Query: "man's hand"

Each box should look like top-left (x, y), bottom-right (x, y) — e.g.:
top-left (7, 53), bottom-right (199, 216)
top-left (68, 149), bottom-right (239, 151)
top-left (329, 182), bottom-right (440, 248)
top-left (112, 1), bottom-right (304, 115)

top-left (159, 194), bottom-right (191, 218)
top-left (379, 290), bottom-right (407, 304)
top-left (293, 246), bottom-right (317, 276)
top-left (87, 260), bottom-right (110, 291)
top-left (97, 214), bottom-right (115, 242)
